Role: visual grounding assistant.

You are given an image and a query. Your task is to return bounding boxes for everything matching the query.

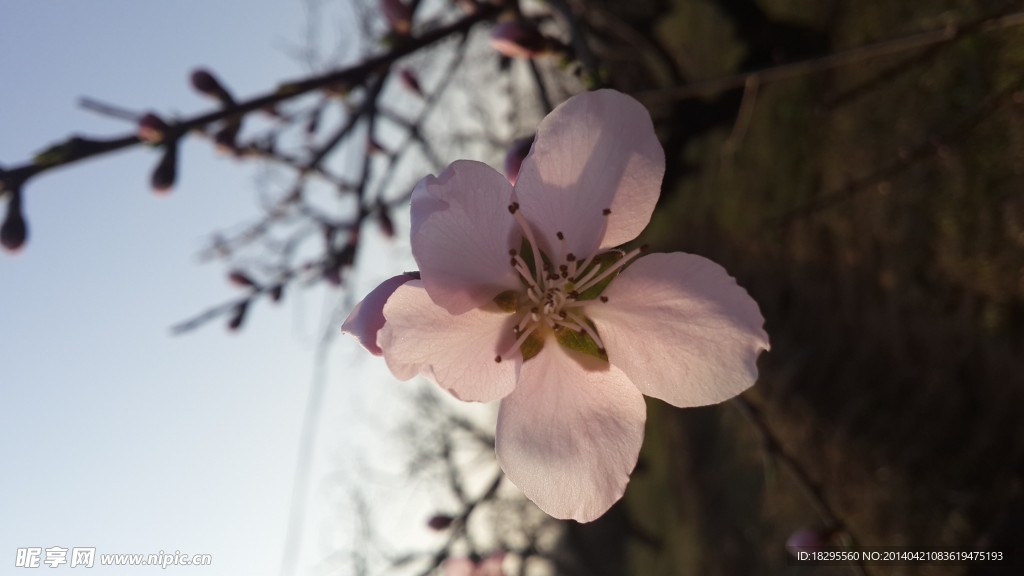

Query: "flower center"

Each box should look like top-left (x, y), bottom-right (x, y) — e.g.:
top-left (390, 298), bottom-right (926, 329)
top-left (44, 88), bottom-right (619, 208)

top-left (493, 202), bottom-right (645, 363)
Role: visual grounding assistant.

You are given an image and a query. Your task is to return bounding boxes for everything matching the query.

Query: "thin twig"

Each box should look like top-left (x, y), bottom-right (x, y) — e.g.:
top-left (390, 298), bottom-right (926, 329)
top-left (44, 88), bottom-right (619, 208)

top-left (0, 4), bottom-right (499, 197)
top-left (732, 396), bottom-right (868, 576)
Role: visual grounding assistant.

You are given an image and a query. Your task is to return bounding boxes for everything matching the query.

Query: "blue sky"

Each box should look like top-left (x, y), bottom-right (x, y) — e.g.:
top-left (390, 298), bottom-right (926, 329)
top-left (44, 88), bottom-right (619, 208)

top-left (0, 2), bottom-right (428, 574)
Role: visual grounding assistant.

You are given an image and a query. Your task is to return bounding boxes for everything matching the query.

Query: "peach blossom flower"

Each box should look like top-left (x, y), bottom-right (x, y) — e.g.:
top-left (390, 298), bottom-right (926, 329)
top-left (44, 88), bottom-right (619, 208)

top-left (343, 90), bottom-right (769, 522)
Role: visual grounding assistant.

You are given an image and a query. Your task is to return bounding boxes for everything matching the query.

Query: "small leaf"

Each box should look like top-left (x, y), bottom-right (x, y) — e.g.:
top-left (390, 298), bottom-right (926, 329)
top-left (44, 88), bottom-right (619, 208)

top-left (520, 331), bottom-right (544, 361)
top-left (492, 290), bottom-right (519, 313)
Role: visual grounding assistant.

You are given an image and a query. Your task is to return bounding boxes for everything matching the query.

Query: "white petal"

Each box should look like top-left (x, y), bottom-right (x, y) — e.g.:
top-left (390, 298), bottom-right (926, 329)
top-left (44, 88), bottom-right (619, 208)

top-left (588, 252), bottom-right (769, 408)
top-left (411, 160), bottom-right (521, 315)
top-left (340, 273), bottom-right (417, 355)
top-left (379, 281), bottom-right (518, 402)
top-left (514, 90), bottom-right (664, 258)
top-left (495, 344), bottom-right (646, 522)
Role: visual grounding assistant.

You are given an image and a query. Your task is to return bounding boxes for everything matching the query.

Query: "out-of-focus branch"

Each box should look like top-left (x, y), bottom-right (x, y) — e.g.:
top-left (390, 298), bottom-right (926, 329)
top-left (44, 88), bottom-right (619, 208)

top-left (769, 81), bottom-right (1023, 225)
top-left (0, 3), bottom-right (499, 197)
top-left (732, 396), bottom-right (867, 576)
top-left (633, 9), bottom-right (1024, 105)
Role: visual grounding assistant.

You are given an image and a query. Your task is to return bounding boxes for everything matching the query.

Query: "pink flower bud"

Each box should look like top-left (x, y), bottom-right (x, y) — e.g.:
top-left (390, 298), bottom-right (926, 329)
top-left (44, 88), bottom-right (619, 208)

top-left (380, 0), bottom-right (411, 35)
top-left (426, 514), bottom-right (453, 530)
top-left (137, 113), bottom-right (170, 144)
top-left (503, 135), bottom-right (534, 185)
top-left (785, 528), bottom-right (826, 557)
top-left (489, 21), bottom-right (550, 59)
top-left (190, 68), bottom-right (234, 104)
top-left (1, 197), bottom-right (28, 253)
top-left (399, 68), bottom-right (423, 97)
top-left (151, 144), bottom-right (178, 194)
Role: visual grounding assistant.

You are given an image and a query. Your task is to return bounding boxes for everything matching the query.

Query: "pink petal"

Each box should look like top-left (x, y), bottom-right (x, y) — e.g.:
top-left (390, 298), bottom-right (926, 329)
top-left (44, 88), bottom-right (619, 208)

top-left (514, 90), bottom-right (664, 259)
top-left (379, 281), bottom-right (518, 402)
top-left (588, 253), bottom-right (769, 408)
top-left (476, 553), bottom-right (507, 576)
top-left (495, 344), bottom-right (646, 522)
top-left (340, 273), bottom-right (417, 355)
top-left (411, 160), bottom-right (521, 315)
top-left (443, 558), bottom-right (476, 576)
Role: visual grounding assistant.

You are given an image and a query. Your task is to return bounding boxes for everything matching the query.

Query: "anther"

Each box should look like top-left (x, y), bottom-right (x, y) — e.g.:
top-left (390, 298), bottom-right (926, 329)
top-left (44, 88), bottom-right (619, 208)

top-left (494, 355), bottom-right (502, 363)
top-left (600, 296), bottom-right (609, 303)
top-left (509, 248), bottom-right (517, 256)
top-left (556, 231), bottom-right (564, 240)
top-left (508, 202), bottom-right (520, 214)
top-left (566, 253), bottom-right (576, 262)
top-left (568, 290), bottom-right (579, 299)
top-left (602, 208), bottom-right (612, 215)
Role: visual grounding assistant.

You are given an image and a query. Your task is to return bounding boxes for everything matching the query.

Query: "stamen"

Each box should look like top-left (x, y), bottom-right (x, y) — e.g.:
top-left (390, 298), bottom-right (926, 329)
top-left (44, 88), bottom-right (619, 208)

top-left (509, 204), bottom-right (545, 291)
top-left (512, 255), bottom-right (540, 291)
top-left (575, 246), bottom-right (644, 294)
top-left (499, 322), bottom-right (541, 360)
top-left (600, 296), bottom-right (609, 303)
top-left (602, 208), bottom-right (612, 215)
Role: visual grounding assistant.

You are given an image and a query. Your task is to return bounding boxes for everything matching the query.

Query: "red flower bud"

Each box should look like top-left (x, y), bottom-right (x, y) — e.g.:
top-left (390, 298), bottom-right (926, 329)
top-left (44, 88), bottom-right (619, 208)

top-left (377, 208), bottom-right (395, 239)
top-left (269, 284), bottom-right (284, 303)
top-left (190, 68), bottom-right (234, 104)
top-left (426, 514), bottom-right (454, 531)
top-left (1, 196), bottom-right (28, 253)
top-left (227, 300), bottom-right (249, 332)
top-left (380, 0), bottom-right (412, 35)
top-left (214, 120), bottom-right (242, 154)
top-left (490, 21), bottom-right (550, 59)
top-left (228, 270), bottom-right (257, 288)
top-left (399, 68), bottom-right (423, 98)
top-left (138, 113), bottom-right (170, 144)
top-left (151, 143), bottom-right (178, 194)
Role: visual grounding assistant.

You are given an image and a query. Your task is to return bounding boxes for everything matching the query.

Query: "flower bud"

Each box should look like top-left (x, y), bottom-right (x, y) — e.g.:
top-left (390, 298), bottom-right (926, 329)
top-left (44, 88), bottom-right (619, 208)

top-left (376, 208), bottom-right (395, 239)
top-left (426, 514), bottom-right (454, 531)
top-left (190, 68), bottom-right (234, 104)
top-left (227, 300), bottom-right (249, 332)
top-left (399, 68), bottom-right (423, 98)
top-left (137, 113), bottom-right (170, 144)
top-left (785, 528), bottom-right (826, 557)
top-left (214, 120), bottom-right (242, 154)
top-left (367, 137), bottom-right (387, 155)
top-left (1, 196), bottom-right (28, 253)
top-left (490, 21), bottom-right (550, 59)
top-left (228, 270), bottom-right (257, 288)
top-left (503, 135), bottom-right (534, 185)
top-left (380, 0), bottom-right (412, 35)
top-left (151, 143), bottom-right (178, 194)
top-left (269, 284), bottom-right (284, 303)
